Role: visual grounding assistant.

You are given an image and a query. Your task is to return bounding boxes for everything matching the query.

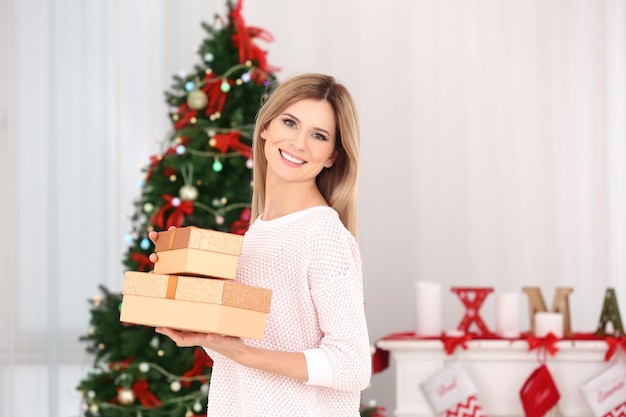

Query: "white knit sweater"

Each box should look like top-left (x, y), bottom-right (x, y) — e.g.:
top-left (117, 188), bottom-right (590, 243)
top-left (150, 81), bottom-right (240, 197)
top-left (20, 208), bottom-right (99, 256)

top-left (204, 206), bottom-right (371, 417)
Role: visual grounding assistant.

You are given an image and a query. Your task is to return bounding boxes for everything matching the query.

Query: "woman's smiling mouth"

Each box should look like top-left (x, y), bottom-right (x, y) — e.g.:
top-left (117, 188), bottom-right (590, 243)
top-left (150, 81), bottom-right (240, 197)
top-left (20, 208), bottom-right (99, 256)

top-left (280, 150), bottom-right (306, 165)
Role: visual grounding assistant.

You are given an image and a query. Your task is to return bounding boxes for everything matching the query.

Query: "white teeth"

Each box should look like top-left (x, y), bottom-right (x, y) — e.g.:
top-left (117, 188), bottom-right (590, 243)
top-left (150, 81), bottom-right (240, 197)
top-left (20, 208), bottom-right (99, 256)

top-left (280, 150), bottom-right (305, 164)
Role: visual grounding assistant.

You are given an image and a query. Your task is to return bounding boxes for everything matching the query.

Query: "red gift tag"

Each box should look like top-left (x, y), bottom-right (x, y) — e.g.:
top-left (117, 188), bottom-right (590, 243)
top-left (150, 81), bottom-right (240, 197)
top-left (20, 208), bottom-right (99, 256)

top-left (520, 364), bottom-right (560, 417)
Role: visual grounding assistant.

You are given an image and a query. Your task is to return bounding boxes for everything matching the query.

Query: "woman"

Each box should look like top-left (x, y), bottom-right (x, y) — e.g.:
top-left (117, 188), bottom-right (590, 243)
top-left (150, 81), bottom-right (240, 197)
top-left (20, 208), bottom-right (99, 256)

top-left (151, 73), bottom-right (371, 416)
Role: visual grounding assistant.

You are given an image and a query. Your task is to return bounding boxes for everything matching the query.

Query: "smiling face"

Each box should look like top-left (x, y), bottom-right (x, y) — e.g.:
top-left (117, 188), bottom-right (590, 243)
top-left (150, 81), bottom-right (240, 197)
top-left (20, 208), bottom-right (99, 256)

top-left (261, 98), bottom-right (337, 188)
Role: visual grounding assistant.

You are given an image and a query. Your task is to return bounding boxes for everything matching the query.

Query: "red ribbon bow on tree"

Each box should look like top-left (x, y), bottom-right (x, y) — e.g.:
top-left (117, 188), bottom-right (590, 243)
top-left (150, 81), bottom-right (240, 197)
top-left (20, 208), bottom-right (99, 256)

top-left (108, 356), bottom-right (133, 371)
top-left (211, 131), bottom-right (252, 159)
top-left (229, 207), bottom-right (252, 235)
top-left (173, 102), bottom-right (198, 131)
top-left (201, 72), bottom-right (231, 116)
top-left (361, 404), bottom-right (387, 417)
top-left (132, 380), bottom-right (161, 407)
top-left (604, 335), bottom-right (626, 361)
top-left (151, 194), bottom-right (194, 230)
top-left (527, 332), bottom-right (560, 359)
top-left (145, 147), bottom-right (177, 181)
top-left (230, 0), bottom-right (280, 74)
top-left (441, 332), bottom-right (473, 355)
top-left (130, 252), bottom-right (152, 272)
top-left (181, 348), bottom-right (214, 388)
top-left (372, 406), bottom-right (387, 417)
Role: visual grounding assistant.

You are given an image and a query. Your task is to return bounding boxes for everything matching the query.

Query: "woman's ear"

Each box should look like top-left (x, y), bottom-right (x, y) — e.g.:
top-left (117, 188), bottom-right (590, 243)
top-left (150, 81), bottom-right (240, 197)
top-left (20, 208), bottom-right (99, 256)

top-left (260, 127), bottom-right (267, 140)
top-left (324, 149), bottom-right (339, 168)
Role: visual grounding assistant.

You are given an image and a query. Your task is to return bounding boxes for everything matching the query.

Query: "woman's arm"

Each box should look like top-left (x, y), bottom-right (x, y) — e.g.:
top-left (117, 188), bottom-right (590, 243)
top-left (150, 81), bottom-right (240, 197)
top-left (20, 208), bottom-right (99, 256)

top-left (155, 327), bottom-right (309, 381)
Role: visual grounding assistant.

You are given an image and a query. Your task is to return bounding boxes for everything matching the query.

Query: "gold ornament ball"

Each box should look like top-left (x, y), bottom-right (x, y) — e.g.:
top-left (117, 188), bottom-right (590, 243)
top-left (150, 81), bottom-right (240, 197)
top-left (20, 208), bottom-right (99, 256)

top-left (187, 90), bottom-right (208, 110)
top-left (117, 388), bottom-right (136, 405)
top-left (179, 185), bottom-right (199, 201)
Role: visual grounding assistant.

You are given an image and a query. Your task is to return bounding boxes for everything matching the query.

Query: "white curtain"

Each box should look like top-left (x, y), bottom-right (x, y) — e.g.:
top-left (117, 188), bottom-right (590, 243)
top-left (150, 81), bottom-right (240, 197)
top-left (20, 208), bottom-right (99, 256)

top-left (1, 0), bottom-right (624, 415)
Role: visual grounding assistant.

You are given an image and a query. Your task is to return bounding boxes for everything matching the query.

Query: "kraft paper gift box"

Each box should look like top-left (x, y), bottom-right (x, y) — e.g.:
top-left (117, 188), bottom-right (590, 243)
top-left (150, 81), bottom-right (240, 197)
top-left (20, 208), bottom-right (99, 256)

top-left (152, 226), bottom-right (243, 279)
top-left (120, 271), bottom-right (272, 339)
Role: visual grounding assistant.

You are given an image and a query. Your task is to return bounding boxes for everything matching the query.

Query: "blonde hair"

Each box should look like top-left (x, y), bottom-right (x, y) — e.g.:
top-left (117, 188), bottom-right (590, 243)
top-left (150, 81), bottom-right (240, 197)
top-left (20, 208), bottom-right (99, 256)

top-left (250, 73), bottom-right (360, 239)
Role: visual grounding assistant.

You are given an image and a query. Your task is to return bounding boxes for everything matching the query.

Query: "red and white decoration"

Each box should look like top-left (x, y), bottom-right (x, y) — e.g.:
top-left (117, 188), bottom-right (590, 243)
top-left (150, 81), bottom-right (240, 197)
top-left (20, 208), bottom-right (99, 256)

top-left (373, 284), bottom-right (626, 416)
top-left (445, 395), bottom-right (485, 417)
top-left (421, 361), bottom-right (486, 417)
top-left (579, 362), bottom-right (626, 417)
top-left (603, 402), bottom-right (626, 417)
top-left (519, 364), bottom-right (561, 417)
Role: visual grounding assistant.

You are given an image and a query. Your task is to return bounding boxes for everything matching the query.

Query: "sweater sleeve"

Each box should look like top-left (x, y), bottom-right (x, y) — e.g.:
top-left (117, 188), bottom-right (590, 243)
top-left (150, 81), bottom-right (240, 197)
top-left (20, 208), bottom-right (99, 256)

top-left (304, 213), bottom-right (372, 392)
top-left (303, 348), bottom-right (333, 386)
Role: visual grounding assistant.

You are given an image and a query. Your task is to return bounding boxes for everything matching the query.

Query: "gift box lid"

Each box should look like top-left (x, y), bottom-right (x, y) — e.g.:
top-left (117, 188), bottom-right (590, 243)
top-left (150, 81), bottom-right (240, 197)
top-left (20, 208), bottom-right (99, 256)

top-left (123, 271), bottom-right (271, 313)
top-left (154, 226), bottom-right (243, 255)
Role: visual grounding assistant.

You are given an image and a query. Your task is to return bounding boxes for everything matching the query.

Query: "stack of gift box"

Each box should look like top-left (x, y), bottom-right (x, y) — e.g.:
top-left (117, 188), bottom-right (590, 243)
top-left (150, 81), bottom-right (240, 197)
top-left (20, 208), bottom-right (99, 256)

top-left (120, 226), bottom-right (272, 339)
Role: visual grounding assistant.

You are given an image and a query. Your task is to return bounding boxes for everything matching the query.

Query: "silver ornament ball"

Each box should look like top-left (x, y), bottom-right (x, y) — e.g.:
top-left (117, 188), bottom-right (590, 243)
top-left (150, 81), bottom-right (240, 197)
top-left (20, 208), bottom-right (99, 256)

top-left (179, 184), bottom-right (199, 201)
top-left (117, 388), bottom-right (135, 405)
top-left (187, 89), bottom-right (208, 110)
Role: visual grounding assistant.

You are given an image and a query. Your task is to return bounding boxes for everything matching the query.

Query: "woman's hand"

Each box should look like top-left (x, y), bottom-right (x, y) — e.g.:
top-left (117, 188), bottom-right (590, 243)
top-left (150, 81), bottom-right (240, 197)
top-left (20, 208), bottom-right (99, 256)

top-left (155, 327), bottom-right (308, 381)
top-left (155, 327), bottom-right (250, 365)
top-left (148, 226), bottom-right (176, 264)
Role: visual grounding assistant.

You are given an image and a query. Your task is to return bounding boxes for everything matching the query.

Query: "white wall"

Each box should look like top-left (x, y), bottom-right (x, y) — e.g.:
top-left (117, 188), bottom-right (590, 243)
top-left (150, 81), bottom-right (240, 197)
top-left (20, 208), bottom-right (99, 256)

top-left (1, 0), bottom-right (625, 415)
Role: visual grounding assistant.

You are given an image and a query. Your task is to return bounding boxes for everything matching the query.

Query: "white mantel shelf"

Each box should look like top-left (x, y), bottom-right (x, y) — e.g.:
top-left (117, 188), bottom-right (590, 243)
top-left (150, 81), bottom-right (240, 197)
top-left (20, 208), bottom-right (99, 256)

top-left (376, 338), bottom-right (612, 417)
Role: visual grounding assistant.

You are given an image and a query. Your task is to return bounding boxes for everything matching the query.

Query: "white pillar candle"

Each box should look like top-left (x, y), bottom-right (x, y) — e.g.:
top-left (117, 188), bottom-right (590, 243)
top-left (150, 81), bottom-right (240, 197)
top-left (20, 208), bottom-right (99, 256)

top-left (495, 292), bottom-right (520, 338)
top-left (534, 312), bottom-right (564, 338)
top-left (414, 281), bottom-right (442, 337)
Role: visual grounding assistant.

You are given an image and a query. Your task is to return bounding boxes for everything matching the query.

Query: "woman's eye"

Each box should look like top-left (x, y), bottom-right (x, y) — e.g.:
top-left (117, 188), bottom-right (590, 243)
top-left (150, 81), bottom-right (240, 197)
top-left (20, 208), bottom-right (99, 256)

top-left (313, 132), bottom-right (328, 141)
top-left (283, 118), bottom-right (296, 127)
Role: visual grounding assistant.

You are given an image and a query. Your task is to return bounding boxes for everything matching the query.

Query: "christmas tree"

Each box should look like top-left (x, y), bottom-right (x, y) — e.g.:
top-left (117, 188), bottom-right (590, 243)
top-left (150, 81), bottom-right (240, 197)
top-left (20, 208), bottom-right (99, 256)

top-left (76, 1), bottom-right (278, 415)
top-left (76, 1), bottom-right (384, 414)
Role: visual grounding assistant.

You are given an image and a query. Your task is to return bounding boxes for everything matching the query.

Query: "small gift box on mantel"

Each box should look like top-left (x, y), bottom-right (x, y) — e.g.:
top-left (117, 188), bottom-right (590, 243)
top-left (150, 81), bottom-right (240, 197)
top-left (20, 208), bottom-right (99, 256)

top-left (153, 226), bottom-right (243, 279)
top-left (120, 271), bottom-right (272, 339)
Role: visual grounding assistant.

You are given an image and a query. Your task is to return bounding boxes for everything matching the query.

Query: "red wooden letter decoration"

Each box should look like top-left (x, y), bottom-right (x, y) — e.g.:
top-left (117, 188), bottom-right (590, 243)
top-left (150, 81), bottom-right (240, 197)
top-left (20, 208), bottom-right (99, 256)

top-left (451, 287), bottom-right (496, 337)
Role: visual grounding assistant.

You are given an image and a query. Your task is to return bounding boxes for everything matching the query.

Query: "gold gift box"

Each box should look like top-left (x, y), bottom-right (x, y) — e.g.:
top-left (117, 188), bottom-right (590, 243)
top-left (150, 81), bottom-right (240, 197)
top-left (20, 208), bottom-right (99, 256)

top-left (152, 226), bottom-right (243, 279)
top-left (120, 271), bottom-right (272, 339)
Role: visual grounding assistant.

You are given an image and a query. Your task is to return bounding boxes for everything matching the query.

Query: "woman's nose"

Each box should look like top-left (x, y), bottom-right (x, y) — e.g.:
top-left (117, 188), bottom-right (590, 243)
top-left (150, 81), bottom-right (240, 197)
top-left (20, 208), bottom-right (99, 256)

top-left (288, 131), bottom-right (306, 149)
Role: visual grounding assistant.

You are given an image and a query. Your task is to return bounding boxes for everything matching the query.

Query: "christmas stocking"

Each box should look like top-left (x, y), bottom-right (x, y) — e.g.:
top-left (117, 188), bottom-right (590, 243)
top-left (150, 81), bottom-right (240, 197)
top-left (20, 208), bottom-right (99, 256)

top-left (421, 362), bottom-right (486, 417)
top-left (604, 403), bottom-right (626, 417)
top-left (579, 361), bottom-right (626, 417)
top-left (519, 364), bottom-right (561, 417)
